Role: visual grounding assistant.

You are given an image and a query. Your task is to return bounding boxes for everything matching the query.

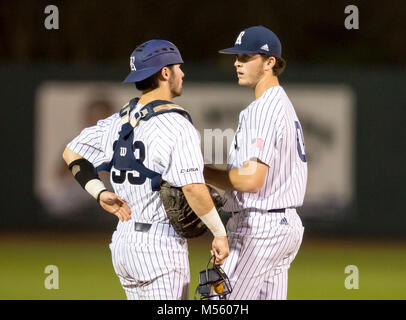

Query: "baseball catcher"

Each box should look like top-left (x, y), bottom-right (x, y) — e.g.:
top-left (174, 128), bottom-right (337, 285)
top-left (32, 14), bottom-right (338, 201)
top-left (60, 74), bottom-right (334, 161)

top-left (63, 39), bottom-right (229, 300)
top-left (160, 181), bottom-right (224, 238)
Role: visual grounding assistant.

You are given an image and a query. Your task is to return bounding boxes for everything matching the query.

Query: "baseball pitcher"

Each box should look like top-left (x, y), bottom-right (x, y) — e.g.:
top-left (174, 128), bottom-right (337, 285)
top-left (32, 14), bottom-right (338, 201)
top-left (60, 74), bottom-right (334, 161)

top-left (204, 26), bottom-right (307, 300)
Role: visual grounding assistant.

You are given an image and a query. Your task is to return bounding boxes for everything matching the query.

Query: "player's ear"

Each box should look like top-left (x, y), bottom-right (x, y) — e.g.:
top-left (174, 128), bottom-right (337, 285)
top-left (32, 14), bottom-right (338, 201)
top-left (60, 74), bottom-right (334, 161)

top-left (160, 66), bottom-right (171, 81)
top-left (264, 56), bottom-right (276, 72)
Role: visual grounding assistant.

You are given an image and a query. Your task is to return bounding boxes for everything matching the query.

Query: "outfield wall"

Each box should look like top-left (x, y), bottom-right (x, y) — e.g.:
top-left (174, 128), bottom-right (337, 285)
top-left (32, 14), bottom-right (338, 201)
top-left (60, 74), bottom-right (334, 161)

top-left (0, 64), bottom-right (405, 236)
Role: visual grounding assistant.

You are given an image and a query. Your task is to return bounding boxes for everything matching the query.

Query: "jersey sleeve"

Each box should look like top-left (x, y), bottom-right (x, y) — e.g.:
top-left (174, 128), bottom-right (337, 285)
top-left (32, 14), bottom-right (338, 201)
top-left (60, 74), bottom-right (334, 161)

top-left (66, 114), bottom-right (117, 167)
top-left (244, 103), bottom-right (285, 167)
top-left (157, 114), bottom-right (205, 187)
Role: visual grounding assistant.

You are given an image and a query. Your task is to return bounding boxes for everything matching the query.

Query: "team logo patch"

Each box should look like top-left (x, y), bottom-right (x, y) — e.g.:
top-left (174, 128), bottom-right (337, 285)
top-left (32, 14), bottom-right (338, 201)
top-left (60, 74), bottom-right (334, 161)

top-left (235, 31), bottom-right (245, 45)
top-left (180, 168), bottom-right (199, 174)
top-left (120, 147), bottom-right (127, 157)
top-left (130, 56), bottom-right (136, 71)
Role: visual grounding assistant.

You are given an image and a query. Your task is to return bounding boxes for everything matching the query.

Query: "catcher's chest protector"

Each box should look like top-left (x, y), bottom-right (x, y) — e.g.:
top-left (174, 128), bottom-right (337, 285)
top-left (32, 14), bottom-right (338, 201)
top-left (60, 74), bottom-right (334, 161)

top-left (95, 97), bottom-right (193, 191)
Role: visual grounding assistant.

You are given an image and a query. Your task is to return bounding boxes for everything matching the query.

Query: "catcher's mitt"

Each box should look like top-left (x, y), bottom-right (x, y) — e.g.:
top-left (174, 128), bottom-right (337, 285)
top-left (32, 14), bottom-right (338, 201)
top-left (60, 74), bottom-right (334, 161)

top-left (160, 181), bottom-right (224, 238)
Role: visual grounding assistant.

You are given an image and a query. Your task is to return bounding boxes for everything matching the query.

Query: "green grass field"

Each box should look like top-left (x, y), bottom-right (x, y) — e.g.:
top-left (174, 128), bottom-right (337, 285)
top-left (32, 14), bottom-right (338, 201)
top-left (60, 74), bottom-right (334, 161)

top-left (0, 232), bottom-right (405, 300)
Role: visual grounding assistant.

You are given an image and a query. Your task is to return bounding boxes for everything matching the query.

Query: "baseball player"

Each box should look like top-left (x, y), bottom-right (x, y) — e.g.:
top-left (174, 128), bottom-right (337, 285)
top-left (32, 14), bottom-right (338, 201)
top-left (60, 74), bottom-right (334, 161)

top-left (62, 40), bottom-right (229, 300)
top-left (204, 26), bottom-right (307, 300)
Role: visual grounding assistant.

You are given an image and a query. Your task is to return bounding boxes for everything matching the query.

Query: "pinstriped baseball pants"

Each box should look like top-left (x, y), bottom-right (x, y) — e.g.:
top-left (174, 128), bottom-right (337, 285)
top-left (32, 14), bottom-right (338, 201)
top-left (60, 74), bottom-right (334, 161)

top-left (109, 221), bottom-right (190, 300)
top-left (222, 208), bottom-right (304, 300)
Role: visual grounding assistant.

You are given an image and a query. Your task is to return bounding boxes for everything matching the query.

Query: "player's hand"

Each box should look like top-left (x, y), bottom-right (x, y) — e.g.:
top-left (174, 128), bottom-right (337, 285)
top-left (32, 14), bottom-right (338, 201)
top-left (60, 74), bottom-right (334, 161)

top-left (99, 191), bottom-right (131, 221)
top-left (211, 236), bottom-right (229, 265)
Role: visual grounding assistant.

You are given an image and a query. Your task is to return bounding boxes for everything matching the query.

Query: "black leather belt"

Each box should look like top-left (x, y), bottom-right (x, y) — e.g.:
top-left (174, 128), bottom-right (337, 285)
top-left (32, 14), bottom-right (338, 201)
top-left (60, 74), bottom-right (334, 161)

top-left (230, 208), bottom-right (286, 214)
top-left (134, 222), bottom-right (152, 232)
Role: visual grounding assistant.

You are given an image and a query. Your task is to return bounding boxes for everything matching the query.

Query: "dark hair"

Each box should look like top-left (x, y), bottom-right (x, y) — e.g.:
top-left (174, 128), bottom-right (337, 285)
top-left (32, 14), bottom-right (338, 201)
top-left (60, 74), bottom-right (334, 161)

top-left (261, 55), bottom-right (287, 76)
top-left (134, 65), bottom-right (175, 91)
top-left (134, 71), bottom-right (160, 91)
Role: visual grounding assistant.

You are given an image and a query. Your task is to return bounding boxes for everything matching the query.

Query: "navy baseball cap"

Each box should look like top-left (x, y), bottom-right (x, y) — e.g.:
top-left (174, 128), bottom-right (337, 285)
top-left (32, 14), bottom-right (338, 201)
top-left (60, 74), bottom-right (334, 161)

top-left (219, 26), bottom-right (282, 57)
top-left (123, 40), bottom-right (184, 83)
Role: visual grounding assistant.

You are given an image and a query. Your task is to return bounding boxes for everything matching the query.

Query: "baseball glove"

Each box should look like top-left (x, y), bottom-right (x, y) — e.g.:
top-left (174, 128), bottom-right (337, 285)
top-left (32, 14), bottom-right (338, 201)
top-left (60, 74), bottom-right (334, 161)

top-left (160, 181), bottom-right (224, 238)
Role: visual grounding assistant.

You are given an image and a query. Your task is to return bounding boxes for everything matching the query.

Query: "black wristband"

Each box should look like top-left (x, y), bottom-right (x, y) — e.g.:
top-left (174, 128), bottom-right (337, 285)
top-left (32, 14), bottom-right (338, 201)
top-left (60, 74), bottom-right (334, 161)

top-left (97, 189), bottom-right (108, 204)
top-left (68, 158), bottom-right (99, 190)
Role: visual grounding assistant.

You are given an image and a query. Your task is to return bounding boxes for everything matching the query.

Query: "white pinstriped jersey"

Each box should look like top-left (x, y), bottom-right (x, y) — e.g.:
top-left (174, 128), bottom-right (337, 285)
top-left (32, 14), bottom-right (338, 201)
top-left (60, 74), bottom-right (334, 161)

top-left (223, 86), bottom-right (308, 211)
top-left (67, 102), bottom-right (205, 225)
top-left (69, 100), bottom-right (202, 300)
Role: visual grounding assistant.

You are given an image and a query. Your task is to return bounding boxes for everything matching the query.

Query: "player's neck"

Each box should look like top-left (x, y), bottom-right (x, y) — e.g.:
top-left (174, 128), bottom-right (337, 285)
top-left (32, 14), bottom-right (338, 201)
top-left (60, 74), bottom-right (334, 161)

top-left (254, 75), bottom-right (280, 99)
top-left (138, 87), bottom-right (173, 105)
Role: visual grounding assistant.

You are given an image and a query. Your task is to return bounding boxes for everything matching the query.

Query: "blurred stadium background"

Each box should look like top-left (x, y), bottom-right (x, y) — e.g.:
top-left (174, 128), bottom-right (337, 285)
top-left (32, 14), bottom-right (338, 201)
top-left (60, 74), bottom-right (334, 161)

top-left (0, 0), bottom-right (405, 300)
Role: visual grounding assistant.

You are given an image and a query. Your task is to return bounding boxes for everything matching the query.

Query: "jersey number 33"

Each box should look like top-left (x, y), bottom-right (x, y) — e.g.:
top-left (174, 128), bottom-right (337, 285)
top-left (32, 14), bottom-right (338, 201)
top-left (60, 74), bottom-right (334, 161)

top-left (111, 140), bottom-right (147, 185)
